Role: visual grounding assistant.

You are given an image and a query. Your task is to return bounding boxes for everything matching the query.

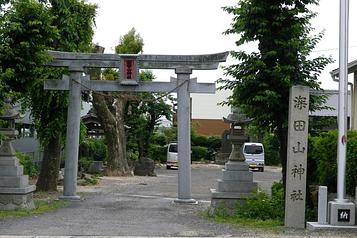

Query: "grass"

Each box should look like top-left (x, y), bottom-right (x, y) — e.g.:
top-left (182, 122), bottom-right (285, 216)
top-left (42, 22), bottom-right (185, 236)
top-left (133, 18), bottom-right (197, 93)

top-left (202, 206), bottom-right (284, 232)
top-left (208, 213), bottom-right (284, 230)
top-left (0, 191), bottom-right (68, 218)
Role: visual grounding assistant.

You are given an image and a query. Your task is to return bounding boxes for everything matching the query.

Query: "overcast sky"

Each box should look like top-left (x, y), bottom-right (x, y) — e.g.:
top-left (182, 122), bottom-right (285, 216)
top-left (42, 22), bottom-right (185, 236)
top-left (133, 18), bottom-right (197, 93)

top-left (87, 0), bottom-right (357, 90)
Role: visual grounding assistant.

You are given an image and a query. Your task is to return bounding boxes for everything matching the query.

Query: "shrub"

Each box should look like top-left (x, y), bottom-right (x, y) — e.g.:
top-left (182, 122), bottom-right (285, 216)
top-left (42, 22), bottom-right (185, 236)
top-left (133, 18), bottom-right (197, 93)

top-left (192, 134), bottom-right (222, 161)
top-left (148, 144), bottom-right (166, 163)
top-left (235, 181), bottom-right (284, 220)
top-left (79, 156), bottom-right (94, 172)
top-left (191, 146), bottom-right (208, 161)
top-left (16, 152), bottom-right (39, 178)
top-left (192, 133), bottom-right (209, 147)
top-left (207, 136), bottom-right (222, 151)
top-left (309, 130), bottom-right (357, 196)
top-left (151, 133), bottom-right (167, 146)
top-left (262, 133), bottom-right (280, 166)
top-left (79, 138), bottom-right (107, 161)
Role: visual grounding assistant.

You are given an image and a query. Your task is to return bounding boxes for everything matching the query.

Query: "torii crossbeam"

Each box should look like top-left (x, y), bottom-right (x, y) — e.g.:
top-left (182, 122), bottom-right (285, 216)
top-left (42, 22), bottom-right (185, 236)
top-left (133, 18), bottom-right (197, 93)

top-left (44, 50), bottom-right (228, 203)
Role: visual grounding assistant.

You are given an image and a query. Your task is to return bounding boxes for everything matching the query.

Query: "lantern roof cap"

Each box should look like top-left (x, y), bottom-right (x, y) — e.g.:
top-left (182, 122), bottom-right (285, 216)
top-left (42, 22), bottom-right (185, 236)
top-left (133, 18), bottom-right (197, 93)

top-left (0, 103), bottom-right (20, 120)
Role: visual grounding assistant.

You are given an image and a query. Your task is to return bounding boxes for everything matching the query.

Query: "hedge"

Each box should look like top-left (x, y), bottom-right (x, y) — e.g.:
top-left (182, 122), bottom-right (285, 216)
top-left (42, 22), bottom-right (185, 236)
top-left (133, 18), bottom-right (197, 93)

top-left (309, 130), bottom-right (357, 196)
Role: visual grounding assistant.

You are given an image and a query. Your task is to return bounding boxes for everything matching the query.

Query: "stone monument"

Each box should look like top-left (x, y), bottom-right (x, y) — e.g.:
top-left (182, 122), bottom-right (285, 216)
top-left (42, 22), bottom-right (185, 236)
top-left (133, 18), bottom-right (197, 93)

top-left (284, 85), bottom-right (310, 228)
top-left (0, 103), bottom-right (36, 210)
top-left (210, 109), bottom-right (257, 213)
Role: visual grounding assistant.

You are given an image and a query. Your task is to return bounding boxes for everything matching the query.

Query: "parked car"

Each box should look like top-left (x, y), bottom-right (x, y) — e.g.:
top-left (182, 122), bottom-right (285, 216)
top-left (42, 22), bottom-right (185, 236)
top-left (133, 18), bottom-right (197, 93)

top-left (166, 142), bottom-right (178, 169)
top-left (242, 142), bottom-right (265, 172)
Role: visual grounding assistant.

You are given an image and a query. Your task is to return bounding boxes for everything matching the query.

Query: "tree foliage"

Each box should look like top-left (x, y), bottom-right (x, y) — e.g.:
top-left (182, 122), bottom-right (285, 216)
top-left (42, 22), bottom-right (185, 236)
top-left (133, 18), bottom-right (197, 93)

top-left (115, 27), bottom-right (144, 54)
top-left (0, 0), bottom-right (56, 108)
top-left (220, 0), bottom-right (332, 189)
top-left (125, 70), bottom-right (172, 159)
top-left (0, 0), bottom-right (96, 190)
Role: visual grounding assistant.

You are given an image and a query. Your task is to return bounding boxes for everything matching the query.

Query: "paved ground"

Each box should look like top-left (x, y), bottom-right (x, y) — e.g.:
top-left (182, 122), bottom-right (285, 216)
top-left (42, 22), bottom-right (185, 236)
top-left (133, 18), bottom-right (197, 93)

top-left (0, 164), bottom-right (355, 237)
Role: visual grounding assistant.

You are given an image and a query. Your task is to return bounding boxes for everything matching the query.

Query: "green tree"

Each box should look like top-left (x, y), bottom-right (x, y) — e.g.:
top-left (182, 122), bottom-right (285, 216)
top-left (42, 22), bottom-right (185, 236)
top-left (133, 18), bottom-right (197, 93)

top-left (220, 0), bottom-right (332, 190)
top-left (115, 27), bottom-right (144, 54)
top-left (125, 70), bottom-right (172, 159)
top-left (91, 28), bottom-right (144, 176)
top-left (0, 0), bottom-right (96, 191)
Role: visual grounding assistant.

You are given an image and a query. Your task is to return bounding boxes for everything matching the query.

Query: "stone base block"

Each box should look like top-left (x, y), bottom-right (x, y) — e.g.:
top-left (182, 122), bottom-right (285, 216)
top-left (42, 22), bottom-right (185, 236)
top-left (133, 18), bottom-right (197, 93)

top-left (0, 175), bottom-right (29, 188)
top-left (0, 193), bottom-right (35, 210)
top-left (214, 152), bottom-right (230, 165)
top-left (217, 179), bottom-right (257, 193)
top-left (0, 185), bottom-right (36, 194)
top-left (0, 165), bottom-right (23, 176)
top-left (88, 161), bottom-right (104, 173)
top-left (307, 222), bottom-right (357, 231)
top-left (225, 161), bottom-right (249, 171)
top-left (222, 170), bottom-right (253, 181)
top-left (329, 201), bottom-right (355, 226)
top-left (0, 157), bottom-right (19, 166)
top-left (210, 188), bottom-right (253, 199)
top-left (174, 198), bottom-right (198, 205)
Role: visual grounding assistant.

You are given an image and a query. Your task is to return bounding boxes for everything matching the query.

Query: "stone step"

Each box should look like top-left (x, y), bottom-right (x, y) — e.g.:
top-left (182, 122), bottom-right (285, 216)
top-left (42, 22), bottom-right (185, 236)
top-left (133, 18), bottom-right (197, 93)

top-left (217, 179), bottom-right (257, 193)
top-left (222, 169), bottom-right (253, 181)
top-left (0, 166), bottom-right (23, 176)
top-left (0, 175), bottom-right (29, 188)
top-left (0, 157), bottom-right (19, 166)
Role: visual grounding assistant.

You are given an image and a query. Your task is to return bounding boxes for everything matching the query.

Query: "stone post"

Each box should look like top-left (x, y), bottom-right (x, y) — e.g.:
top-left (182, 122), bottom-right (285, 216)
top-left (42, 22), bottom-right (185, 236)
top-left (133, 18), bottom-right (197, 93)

top-left (285, 85), bottom-right (309, 228)
top-left (318, 186), bottom-right (328, 225)
top-left (175, 67), bottom-right (196, 204)
top-left (60, 67), bottom-right (83, 200)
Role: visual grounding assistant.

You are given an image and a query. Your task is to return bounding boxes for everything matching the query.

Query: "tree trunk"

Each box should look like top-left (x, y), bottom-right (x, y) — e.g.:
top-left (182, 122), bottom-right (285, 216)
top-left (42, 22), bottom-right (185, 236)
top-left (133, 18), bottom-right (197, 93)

top-left (277, 125), bottom-right (288, 198)
top-left (36, 135), bottom-right (61, 191)
top-left (92, 93), bottom-right (131, 176)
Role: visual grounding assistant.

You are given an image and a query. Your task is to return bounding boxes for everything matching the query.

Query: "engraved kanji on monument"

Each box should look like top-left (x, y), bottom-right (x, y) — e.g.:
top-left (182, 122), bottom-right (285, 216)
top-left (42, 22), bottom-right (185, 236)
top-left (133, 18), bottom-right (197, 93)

top-left (285, 85), bottom-right (310, 228)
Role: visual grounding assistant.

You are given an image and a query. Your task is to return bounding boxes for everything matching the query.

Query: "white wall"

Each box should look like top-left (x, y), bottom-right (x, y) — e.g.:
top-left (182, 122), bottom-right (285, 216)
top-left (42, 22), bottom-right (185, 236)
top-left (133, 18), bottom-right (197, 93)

top-left (191, 88), bottom-right (231, 120)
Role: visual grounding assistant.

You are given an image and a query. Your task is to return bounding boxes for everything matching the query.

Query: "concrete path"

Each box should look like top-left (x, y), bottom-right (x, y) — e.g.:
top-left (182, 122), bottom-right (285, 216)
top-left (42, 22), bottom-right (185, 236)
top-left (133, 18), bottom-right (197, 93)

top-left (0, 164), bottom-right (354, 237)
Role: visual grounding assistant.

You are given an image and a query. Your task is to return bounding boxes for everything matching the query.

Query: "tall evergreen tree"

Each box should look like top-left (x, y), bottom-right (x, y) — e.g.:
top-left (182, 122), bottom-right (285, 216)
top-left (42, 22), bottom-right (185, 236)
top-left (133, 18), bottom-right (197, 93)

top-left (220, 0), bottom-right (332, 189)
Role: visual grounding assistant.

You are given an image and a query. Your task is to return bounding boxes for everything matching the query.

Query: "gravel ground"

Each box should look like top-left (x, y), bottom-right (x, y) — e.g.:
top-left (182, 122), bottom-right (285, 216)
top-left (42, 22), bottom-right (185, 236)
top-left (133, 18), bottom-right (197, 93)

top-left (0, 164), bottom-right (356, 237)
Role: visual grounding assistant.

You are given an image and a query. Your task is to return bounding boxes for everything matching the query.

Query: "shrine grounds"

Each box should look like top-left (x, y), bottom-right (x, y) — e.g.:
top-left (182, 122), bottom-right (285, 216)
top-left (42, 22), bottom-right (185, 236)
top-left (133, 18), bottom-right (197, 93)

top-left (0, 163), bottom-right (356, 237)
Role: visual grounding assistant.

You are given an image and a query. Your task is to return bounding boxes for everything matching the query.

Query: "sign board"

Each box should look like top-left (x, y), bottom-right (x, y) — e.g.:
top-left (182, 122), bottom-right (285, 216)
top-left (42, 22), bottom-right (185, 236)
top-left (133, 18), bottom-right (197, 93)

top-left (285, 85), bottom-right (310, 228)
top-left (120, 55), bottom-right (139, 85)
top-left (337, 209), bottom-right (351, 222)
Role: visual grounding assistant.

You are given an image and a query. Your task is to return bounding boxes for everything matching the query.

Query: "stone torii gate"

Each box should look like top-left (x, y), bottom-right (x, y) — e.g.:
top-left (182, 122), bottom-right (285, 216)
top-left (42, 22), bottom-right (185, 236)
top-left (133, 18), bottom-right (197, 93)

top-left (44, 50), bottom-right (228, 203)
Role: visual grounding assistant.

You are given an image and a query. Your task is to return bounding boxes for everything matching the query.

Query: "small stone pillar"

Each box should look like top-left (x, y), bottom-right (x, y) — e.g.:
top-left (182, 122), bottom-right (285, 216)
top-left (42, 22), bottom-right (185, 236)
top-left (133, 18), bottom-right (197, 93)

top-left (318, 186), bottom-right (328, 225)
top-left (210, 109), bottom-right (257, 213)
top-left (0, 103), bottom-right (36, 210)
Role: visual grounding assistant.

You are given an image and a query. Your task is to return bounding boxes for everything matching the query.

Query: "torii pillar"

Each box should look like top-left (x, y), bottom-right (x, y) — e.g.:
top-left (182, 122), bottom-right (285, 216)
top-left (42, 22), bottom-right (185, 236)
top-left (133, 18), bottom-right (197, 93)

top-left (175, 67), bottom-right (194, 203)
top-left (44, 51), bottom-right (228, 202)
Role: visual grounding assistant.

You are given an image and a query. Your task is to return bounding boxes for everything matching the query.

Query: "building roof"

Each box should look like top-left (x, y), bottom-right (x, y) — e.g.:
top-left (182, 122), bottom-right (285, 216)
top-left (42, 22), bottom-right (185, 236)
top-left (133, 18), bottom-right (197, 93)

top-left (309, 89), bottom-right (351, 117)
top-left (330, 59), bottom-right (357, 78)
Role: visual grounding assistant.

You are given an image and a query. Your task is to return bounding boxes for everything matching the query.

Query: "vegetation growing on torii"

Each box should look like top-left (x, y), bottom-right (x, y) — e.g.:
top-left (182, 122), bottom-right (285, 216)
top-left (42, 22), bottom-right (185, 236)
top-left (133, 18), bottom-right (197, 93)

top-left (220, 0), bottom-right (332, 189)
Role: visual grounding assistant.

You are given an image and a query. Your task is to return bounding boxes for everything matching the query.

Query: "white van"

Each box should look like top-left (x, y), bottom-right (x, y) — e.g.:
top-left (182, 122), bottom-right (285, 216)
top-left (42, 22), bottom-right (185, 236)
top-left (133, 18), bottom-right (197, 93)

top-left (242, 142), bottom-right (265, 172)
top-left (166, 142), bottom-right (178, 169)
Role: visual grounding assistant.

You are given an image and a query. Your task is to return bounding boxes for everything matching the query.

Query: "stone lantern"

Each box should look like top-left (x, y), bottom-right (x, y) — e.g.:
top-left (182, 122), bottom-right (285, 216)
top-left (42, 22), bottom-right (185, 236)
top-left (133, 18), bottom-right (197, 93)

top-left (210, 108), bottom-right (257, 214)
top-left (224, 108), bottom-right (250, 162)
top-left (0, 103), bottom-right (36, 210)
